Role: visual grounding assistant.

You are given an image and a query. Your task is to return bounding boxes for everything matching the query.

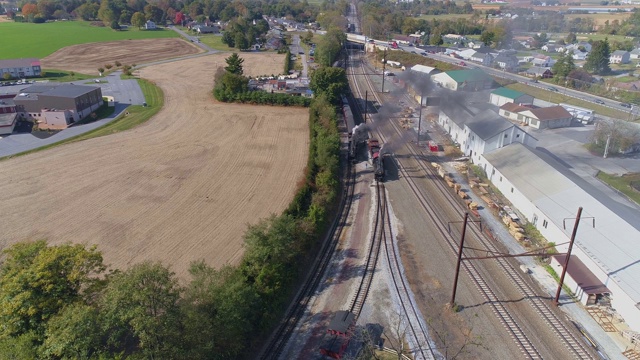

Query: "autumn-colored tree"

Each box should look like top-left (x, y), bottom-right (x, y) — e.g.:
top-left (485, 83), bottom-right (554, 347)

top-left (131, 11), bottom-right (145, 29)
top-left (21, 3), bottom-right (38, 18)
top-left (174, 11), bottom-right (186, 26)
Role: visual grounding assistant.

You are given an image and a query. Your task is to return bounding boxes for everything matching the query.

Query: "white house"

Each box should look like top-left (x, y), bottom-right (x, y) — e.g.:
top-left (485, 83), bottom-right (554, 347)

top-left (470, 51), bottom-right (493, 66)
top-left (572, 51), bottom-right (588, 61)
top-left (482, 142), bottom-right (640, 332)
top-left (541, 44), bottom-right (558, 53)
top-left (145, 20), bottom-right (156, 30)
top-left (532, 55), bottom-right (554, 67)
top-left (630, 48), bottom-right (640, 60)
top-left (610, 50), bottom-right (630, 64)
top-left (490, 87), bottom-right (534, 107)
top-left (508, 105), bottom-right (573, 129)
top-left (492, 54), bottom-right (519, 70)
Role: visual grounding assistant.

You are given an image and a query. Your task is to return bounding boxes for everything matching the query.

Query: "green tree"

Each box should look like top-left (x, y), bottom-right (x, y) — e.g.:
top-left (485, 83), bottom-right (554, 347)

top-left (222, 30), bottom-right (236, 47)
top-left (315, 27), bottom-right (346, 67)
top-left (479, 30), bottom-right (495, 47)
top-left (131, 11), bottom-right (145, 29)
top-left (430, 31), bottom-right (443, 46)
top-left (100, 262), bottom-right (183, 359)
top-left (566, 32), bottom-right (577, 44)
top-left (235, 32), bottom-right (249, 50)
top-left (0, 332), bottom-right (40, 360)
top-left (0, 241), bottom-right (106, 339)
top-left (310, 67), bottom-right (348, 104)
top-left (110, 20), bottom-right (120, 30)
top-left (42, 304), bottom-right (104, 359)
top-left (584, 39), bottom-right (611, 75)
top-left (181, 262), bottom-right (261, 359)
top-left (224, 53), bottom-right (244, 75)
top-left (552, 51), bottom-right (575, 79)
top-left (97, 0), bottom-right (116, 26)
top-left (302, 29), bottom-right (314, 44)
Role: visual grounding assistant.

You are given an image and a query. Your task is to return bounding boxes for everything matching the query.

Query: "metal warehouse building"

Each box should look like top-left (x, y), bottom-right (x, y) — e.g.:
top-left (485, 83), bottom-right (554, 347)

top-left (13, 84), bottom-right (103, 129)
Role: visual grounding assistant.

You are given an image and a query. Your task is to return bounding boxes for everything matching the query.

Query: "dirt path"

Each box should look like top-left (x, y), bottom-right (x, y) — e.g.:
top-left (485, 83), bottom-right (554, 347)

top-left (42, 38), bottom-right (204, 75)
top-left (0, 52), bottom-right (309, 278)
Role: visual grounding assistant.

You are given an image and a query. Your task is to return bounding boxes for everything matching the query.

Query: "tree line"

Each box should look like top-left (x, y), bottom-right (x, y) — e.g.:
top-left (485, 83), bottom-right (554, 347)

top-left (6, 0), bottom-right (322, 26)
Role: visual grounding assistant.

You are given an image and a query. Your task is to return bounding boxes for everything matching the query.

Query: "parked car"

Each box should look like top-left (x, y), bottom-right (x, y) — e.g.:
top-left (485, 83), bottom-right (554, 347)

top-left (620, 102), bottom-right (632, 108)
top-left (420, 52), bottom-right (427, 56)
top-left (530, 78), bottom-right (539, 83)
top-left (594, 99), bottom-right (605, 105)
top-left (547, 86), bottom-right (558, 92)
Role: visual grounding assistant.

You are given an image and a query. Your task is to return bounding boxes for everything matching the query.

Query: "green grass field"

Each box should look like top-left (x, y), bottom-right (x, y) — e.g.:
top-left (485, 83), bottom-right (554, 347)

top-left (0, 21), bottom-right (178, 59)
top-left (197, 34), bottom-right (234, 51)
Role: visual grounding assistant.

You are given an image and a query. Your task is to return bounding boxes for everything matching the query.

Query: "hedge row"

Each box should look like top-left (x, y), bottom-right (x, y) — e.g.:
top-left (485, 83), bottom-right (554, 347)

top-left (214, 88), bottom-right (311, 106)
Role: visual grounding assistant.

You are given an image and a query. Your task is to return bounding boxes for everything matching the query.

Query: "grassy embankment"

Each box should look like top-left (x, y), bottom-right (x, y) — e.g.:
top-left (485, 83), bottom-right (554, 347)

top-left (0, 79), bottom-right (162, 161)
top-left (596, 172), bottom-right (640, 205)
top-left (505, 83), bottom-right (631, 120)
top-left (0, 21), bottom-right (178, 59)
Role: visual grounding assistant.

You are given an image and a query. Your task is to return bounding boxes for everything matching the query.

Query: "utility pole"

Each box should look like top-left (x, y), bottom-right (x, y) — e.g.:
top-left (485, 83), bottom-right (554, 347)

top-left (381, 48), bottom-right (387, 93)
top-left (417, 89), bottom-right (424, 146)
top-left (554, 207), bottom-right (583, 306)
top-left (364, 90), bottom-right (368, 123)
top-left (603, 133), bottom-right (611, 159)
top-left (450, 213), bottom-right (469, 307)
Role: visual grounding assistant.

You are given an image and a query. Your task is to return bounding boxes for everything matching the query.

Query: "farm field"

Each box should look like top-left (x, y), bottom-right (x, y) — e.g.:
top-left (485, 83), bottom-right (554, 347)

top-left (564, 12), bottom-right (632, 26)
top-left (197, 34), bottom-right (235, 51)
top-left (416, 13), bottom-right (474, 21)
top-left (0, 21), bottom-right (179, 59)
top-left (0, 52), bottom-right (310, 279)
top-left (42, 38), bottom-right (203, 75)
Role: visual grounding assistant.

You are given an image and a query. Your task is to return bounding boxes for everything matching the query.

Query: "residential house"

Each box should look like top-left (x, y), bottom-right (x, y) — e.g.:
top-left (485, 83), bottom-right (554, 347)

top-left (565, 41), bottom-right (592, 53)
top-left (525, 66), bottom-right (553, 78)
top-left (532, 54), bottom-right (554, 67)
top-left (467, 41), bottom-right (485, 49)
top-left (470, 51), bottom-right (493, 66)
top-left (12, 84), bottom-right (103, 129)
top-left (482, 142), bottom-right (640, 331)
top-left (0, 58), bottom-right (42, 79)
top-left (630, 48), bottom-right (640, 60)
top-left (493, 53), bottom-right (519, 70)
top-left (499, 102), bottom-right (532, 121)
top-left (572, 51), bottom-right (588, 61)
top-left (490, 87), bottom-right (534, 107)
top-left (541, 44), bottom-right (558, 53)
top-left (516, 106), bottom-right (573, 129)
top-left (431, 69), bottom-right (494, 91)
top-left (145, 20), bottom-right (156, 30)
top-left (457, 49), bottom-right (476, 60)
top-left (392, 35), bottom-right (415, 45)
top-left (610, 50), bottom-right (630, 64)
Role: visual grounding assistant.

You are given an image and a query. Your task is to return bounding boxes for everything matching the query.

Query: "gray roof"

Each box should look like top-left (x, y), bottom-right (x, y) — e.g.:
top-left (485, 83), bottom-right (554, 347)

top-left (483, 142), bottom-right (640, 304)
top-left (466, 109), bottom-right (514, 140)
top-left (0, 58), bottom-right (40, 69)
top-left (18, 84), bottom-right (99, 99)
top-left (612, 50), bottom-right (629, 56)
top-left (526, 66), bottom-right (552, 75)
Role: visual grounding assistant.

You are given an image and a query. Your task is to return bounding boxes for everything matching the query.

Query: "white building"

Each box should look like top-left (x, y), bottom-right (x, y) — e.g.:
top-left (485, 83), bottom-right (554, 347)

top-left (431, 69), bottom-right (494, 91)
top-left (0, 58), bottom-right (42, 79)
top-left (482, 142), bottom-right (640, 332)
top-left (145, 20), bottom-right (156, 30)
top-left (490, 87), bottom-right (534, 107)
top-left (438, 102), bottom-right (536, 162)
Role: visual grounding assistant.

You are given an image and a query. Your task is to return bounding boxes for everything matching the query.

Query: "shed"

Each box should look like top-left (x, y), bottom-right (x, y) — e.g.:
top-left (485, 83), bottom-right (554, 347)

top-left (490, 87), bottom-right (534, 107)
top-left (551, 254), bottom-right (611, 306)
top-left (327, 311), bottom-right (355, 337)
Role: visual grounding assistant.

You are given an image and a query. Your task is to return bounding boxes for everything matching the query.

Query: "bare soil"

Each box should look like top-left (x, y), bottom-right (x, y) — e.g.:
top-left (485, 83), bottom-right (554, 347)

top-left (41, 38), bottom-right (204, 75)
top-left (0, 52), bottom-right (309, 278)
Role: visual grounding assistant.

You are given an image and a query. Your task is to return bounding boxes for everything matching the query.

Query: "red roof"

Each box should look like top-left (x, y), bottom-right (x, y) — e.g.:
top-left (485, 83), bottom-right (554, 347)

top-left (500, 102), bottom-right (530, 113)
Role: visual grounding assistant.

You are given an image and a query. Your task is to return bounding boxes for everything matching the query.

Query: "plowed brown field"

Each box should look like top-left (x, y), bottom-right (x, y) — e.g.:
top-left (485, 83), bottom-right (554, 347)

top-left (0, 52), bottom-right (309, 278)
top-left (41, 38), bottom-right (203, 75)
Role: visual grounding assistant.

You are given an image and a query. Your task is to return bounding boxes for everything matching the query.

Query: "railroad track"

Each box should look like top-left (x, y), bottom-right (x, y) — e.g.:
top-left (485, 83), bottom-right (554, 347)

top-left (257, 137), bottom-right (358, 360)
top-left (349, 180), bottom-right (385, 317)
top-left (355, 51), bottom-right (596, 359)
top-left (347, 50), bottom-right (437, 360)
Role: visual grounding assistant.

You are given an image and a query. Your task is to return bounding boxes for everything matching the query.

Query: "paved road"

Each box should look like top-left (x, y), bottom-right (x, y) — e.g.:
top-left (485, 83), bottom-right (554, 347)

top-left (167, 25), bottom-right (219, 53)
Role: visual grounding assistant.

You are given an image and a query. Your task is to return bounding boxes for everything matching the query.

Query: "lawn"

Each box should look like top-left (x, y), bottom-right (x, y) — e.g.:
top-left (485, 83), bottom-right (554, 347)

top-left (564, 12), bottom-right (632, 26)
top-left (506, 83), bottom-right (630, 119)
top-left (197, 34), bottom-right (234, 51)
top-left (41, 69), bottom-right (93, 82)
top-left (597, 172), bottom-right (640, 205)
top-left (0, 21), bottom-right (178, 59)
